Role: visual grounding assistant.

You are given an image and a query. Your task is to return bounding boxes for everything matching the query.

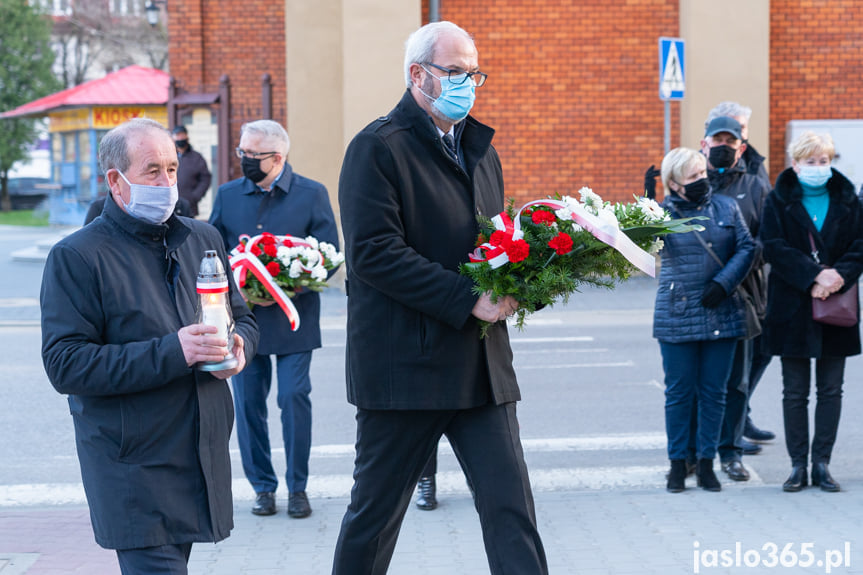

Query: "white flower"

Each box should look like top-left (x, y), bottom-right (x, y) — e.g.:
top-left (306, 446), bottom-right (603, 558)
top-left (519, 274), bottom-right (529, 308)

top-left (310, 264), bottom-right (327, 281)
top-left (560, 195), bottom-right (580, 211)
top-left (303, 248), bottom-right (321, 266)
top-left (578, 187), bottom-right (603, 209)
top-left (649, 238), bottom-right (665, 255)
top-left (288, 259), bottom-right (304, 279)
top-left (637, 197), bottom-right (670, 222)
top-left (555, 207), bottom-right (573, 221)
top-left (304, 236), bottom-right (319, 249)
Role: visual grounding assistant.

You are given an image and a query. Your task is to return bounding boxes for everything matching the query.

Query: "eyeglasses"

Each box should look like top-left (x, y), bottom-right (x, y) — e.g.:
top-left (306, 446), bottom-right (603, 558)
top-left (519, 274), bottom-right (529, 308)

top-left (423, 62), bottom-right (488, 87)
top-left (235, 148), bottom-right (277, 160)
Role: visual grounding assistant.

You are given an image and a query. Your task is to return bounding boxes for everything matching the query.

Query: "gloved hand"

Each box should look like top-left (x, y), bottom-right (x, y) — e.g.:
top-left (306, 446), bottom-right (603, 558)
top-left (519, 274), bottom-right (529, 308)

top-left (700, 281), bottom-right (727, 308)
top-left (644, 165), bottom-right (661, 200)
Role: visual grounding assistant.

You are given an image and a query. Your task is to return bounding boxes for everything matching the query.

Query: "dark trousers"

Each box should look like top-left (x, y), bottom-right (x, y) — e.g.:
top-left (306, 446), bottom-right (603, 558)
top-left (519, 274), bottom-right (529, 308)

top-left (116, 543), bottom-right (193, 575)
top-left (746, 335), bottom-right (773, 421)
top-left (233, 351), bottom-right (313, 494)
top-left (781, 356), bottom-right (845, 467)
top-left (719, 340), bottom-right (750, 462)
top-left (660, 339), bottom-right (735, 461)
top-left (332, 403), bottom-right (548, 575)
top-left (421, 445), bottom-right (437, 477)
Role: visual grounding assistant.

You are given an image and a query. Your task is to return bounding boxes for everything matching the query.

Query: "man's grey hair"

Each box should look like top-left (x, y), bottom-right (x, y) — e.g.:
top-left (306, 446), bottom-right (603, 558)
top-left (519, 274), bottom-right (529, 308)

top-left (704, 101), bottom-right (752, 131)
top-left (240, 120), bottom-right (290, 155)
top-left (404, 21), bottom-right (474, 88)
top-left (99, 117), bottom-right (170, 174)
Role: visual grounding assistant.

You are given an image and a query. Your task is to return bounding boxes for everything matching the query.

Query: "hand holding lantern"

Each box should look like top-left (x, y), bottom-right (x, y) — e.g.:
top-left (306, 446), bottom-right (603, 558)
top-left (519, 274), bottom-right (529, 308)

top-left (196, 250), bottom-right (239, 371)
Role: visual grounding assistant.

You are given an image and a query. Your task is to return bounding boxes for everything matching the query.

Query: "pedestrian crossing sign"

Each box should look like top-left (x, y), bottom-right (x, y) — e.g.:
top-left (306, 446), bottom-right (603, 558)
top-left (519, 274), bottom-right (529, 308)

top-left (659, 37), bottom-right (685, 101)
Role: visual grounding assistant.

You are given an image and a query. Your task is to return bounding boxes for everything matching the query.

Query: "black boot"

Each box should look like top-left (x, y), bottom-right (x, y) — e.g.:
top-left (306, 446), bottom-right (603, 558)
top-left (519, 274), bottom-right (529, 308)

top-left (666, 460), bottom-right (687, 493)
top-left (782, 466), bottom-right (808, 492)
top-left (696, 459), bottom-right (721, 492)
top-left (415, 476), bottom-right (437, 510)
top-left (811, 462), bottom-right (840, 492)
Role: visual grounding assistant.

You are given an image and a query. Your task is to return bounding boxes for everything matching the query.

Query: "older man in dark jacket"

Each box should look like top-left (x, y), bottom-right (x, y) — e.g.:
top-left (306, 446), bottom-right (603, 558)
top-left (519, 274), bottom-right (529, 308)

top-left (41, 118), bottom-right (258, 574)
top-left (700, 116), bottom-right (771, 480)
top-left (332, 21), bottom-right (547, 575)
top-left (173, 125), bottom-right (212, 217)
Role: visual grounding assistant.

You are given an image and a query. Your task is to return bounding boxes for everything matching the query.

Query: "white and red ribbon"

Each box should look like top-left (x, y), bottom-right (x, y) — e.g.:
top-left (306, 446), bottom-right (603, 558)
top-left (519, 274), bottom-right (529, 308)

top-left (468, 199), bottom-right (655, 278)
top-left (229, 233), bottom-right (315, 331)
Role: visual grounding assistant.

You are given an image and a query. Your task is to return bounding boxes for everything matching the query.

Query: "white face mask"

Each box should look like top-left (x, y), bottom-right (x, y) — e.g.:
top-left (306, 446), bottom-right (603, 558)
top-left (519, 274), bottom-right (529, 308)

top-left (116, 170), bottom-right (179, 224)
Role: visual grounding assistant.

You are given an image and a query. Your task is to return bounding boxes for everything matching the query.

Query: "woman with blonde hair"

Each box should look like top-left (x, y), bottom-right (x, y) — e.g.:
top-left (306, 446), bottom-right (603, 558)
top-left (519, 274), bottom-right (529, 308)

top-left (653, 147), bottom-right (755, 493)
top-left (760, 131), bottom-right (863, 492)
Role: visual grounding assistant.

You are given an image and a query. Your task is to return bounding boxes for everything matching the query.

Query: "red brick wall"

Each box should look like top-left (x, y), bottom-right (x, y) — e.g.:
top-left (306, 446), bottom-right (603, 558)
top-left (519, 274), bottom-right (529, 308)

top-left (168, 0), bottom-right (287, 181)
top-left (769, 0), bottom-right (863, 178)
top-left (434, 0), bottom-right (680, 206)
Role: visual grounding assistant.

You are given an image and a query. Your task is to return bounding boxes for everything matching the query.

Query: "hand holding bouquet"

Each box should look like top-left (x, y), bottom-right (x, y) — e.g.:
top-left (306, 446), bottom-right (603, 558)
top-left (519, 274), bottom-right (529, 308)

top-left (460, 187), bottom-right (704, 334)
top-left (229, 232), bottom-right (344, 330)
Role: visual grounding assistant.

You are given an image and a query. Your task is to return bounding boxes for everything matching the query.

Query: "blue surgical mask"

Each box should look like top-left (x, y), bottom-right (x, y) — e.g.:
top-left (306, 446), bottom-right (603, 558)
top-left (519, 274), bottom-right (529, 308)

top-left (421, 66), bottom-right (476, 122)
top-left (116, 170), bottom-right (179, 224)
top-left (798, 165), bottom-right (832, 188)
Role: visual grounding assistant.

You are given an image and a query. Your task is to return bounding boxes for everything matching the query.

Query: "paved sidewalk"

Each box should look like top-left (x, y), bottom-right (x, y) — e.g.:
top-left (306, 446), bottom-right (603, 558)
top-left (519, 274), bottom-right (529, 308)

top-left (2, 479), bottom-right (862, 575)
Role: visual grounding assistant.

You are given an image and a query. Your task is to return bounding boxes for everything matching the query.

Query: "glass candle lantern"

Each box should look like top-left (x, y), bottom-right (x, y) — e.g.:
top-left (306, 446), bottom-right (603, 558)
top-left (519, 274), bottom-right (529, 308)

top-left (196, 250), bottom-right (238, 371)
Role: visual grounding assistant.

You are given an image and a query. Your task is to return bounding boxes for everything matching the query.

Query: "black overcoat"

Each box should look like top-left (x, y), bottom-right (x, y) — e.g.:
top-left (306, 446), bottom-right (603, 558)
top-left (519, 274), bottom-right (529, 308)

top-left (760, 167), bottom-right (863, 358)
top-left (41, 197), bottom-right (259, 549)
top-left (338, 90), bottom-right (518, 409)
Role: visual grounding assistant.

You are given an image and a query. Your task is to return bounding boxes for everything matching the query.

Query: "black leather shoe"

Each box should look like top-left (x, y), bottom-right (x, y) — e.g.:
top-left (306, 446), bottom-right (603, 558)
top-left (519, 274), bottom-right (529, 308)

top-left (722, 460), bottom-right (750, 481)
top-left (811, 463), bottom-right (840, 492)
top-left (252, 492), bottom-right (276, 516)
top-left (782, 466), bottom-right (808, 492)
top-left (667, 460), bottom-right (687, 493)
top-left (741, 439), bottom-right (763, 455)
top-left (695, 459), bottom-right (722, 492)
top-left (288, 491), bottom-right (312, 518)
top-left (416, 476), bottom-right (437, 510)
top-left (744, 419), bottom-right (776, 442)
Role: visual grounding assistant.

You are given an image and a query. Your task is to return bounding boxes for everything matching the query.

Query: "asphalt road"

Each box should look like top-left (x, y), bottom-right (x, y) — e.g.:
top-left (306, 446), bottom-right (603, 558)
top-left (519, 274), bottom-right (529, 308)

top-left (2, 224), bottom-right (862, 505)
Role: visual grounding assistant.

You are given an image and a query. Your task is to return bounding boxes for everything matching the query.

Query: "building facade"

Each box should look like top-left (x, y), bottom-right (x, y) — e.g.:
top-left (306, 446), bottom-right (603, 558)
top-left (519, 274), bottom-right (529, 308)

top-left (167, 0), bottom-right (863, 216)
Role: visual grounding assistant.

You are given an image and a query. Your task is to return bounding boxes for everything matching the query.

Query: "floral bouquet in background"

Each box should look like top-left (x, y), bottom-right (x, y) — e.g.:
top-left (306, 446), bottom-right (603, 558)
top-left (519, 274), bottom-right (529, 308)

top-left (229, 232), bottom-right (344, 331)
top-left (460, 187), bottom-right (704, 334)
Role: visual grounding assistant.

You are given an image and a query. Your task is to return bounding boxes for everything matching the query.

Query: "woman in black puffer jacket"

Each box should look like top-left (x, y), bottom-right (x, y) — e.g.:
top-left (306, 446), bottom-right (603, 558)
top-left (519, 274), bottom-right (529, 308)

top-left (653, 147), bottom-right (755, 493)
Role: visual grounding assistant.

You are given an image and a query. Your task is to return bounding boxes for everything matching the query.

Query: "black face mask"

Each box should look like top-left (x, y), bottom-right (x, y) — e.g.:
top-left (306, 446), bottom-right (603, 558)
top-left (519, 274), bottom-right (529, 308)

top-left (708, 144), bottom-right (737, 169)
top-left (241, 157), bottom-right (268, 183)
top-left (678, 177), bottom-right (710, 203)
top-left (175, 139), bottom-right (189, 151)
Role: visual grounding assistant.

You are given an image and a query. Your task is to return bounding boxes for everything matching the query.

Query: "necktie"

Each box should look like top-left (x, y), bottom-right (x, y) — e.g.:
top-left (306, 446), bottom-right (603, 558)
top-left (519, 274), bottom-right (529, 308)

top-left (442, 134), bottom-right (458, 162)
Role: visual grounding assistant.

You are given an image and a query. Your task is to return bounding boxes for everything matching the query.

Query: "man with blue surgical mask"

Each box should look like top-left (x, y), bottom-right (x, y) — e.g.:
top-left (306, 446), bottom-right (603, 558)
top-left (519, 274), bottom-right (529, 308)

top-left (333, 21), bottom-right (548, 575)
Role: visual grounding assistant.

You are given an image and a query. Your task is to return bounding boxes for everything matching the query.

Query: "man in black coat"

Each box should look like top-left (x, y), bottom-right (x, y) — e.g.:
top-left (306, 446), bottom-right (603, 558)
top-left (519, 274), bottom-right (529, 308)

top-left (41, 118), bottom-right (258, 575)
top-left (700, 116), bottom-right (771, 481)
top-left (332, 21), bottom-right (548, 575)
top-left (173, 125), bottom-right (212, 217)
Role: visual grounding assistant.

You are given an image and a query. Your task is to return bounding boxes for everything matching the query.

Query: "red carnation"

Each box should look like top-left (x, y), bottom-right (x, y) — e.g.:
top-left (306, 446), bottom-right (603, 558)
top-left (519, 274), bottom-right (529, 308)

top-left (489, 230), bottom-right (510, 247)
top-left (263, 243), bottom-right (278, 258)
top-left (265, 261), bottom-right (281, 277)
top-left (251, 244), bottom-right (262, 256)
top-left (282, 238), bottom-right (295, 247)
top-left (531, 209), bottom-right (556, 226)
top-left (261, 232), bottom-right (276, 245)
top-left (507, 239), bottom-right (530, 262)
top-left (475, 233), bottom-right (488, 248)
top-left (548, 232), bottom-right (574, 255)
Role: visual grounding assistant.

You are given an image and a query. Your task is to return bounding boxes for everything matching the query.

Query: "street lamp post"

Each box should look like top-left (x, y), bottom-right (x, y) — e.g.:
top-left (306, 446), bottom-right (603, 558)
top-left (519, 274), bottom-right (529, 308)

top-left (145, 0), bottom-right (167, 27)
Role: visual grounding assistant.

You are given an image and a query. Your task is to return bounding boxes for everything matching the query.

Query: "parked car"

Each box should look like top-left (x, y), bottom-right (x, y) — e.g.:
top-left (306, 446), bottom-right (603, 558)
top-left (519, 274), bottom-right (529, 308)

top-left (7, 177), bottom-right (52, 210)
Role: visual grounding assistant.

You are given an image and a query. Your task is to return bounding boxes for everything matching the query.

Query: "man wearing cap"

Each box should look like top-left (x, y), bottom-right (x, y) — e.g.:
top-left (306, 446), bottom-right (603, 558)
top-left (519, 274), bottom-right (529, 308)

top-left (173, 125), bottom-right (212, 217)
top-left (701, 115), bottom-right (771, 482)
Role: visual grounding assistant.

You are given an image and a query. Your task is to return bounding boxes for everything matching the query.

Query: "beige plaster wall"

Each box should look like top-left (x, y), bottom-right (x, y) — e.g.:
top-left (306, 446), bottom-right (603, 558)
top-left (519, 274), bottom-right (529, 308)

top-left (679, 0), bottom-right (770, 167)
top-left (284, 0), bottom-right (420, 222)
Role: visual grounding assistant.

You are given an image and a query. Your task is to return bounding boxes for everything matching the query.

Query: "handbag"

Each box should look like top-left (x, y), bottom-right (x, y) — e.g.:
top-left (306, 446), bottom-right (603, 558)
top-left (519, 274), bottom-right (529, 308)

top-left (808, 232), bottom-right (859, 327)
top-left (695, 234), bottom-right (761, 340)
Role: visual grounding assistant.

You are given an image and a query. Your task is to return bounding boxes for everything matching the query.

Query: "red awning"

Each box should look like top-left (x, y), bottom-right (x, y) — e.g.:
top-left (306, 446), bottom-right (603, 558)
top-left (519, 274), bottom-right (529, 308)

top-left (0, 65), bottom-right (169, 119)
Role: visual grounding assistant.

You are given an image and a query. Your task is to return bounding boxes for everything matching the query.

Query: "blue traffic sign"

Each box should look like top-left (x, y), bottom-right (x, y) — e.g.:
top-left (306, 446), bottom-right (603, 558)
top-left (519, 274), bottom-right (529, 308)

top-left (659, 37), bottom-right (685, 101)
